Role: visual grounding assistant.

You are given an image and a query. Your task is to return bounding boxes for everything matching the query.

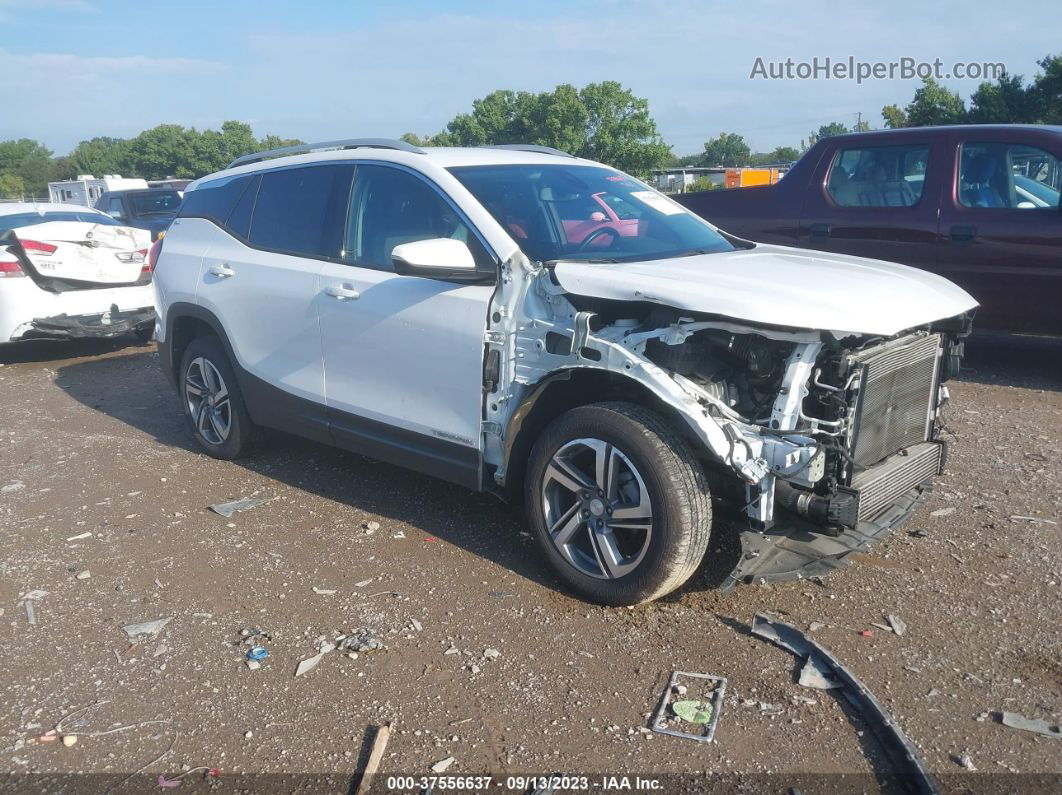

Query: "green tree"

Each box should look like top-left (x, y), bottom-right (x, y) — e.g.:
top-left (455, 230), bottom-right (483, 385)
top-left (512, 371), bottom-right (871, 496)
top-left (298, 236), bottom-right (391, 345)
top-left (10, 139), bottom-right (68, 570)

top-left (968, 73), bottom-right (1030, 123)
top-left (1028, 54), bottom-right (1062, 124)
top-left (257, 134), bottom-right (304, 151)
top-left (412, 82), bottom-right (671, 176)
top-left (881, 104), bottom-right (908, 128)
top-left (701, 132), bottom-right (750, 167)
top-left (904, 78), bottom-right (966, 126)
top-left (0, 173), bottom-right (25, 199)
top-left (815, 122), bottom-right (849, 139)
top-left (67, 136), bottom-right (130, 177)
top-left (0, 139), bottom-right (57, 197)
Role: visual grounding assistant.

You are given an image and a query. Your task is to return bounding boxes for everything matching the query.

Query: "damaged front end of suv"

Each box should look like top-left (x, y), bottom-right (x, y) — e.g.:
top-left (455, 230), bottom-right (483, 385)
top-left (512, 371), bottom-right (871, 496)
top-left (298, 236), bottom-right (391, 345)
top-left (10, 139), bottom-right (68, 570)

top-left (481, 244), bottom-right (976, 591)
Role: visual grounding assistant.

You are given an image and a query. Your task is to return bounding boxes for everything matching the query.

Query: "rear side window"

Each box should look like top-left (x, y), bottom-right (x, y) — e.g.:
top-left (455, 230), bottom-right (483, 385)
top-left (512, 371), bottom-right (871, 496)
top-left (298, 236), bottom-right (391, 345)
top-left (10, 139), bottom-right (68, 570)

top-left (826, 144), bottom-right (929, 207)
top-left (179, 174), bottom-right (253, 227)
top-left (249, 165), bottom-right (353, 259)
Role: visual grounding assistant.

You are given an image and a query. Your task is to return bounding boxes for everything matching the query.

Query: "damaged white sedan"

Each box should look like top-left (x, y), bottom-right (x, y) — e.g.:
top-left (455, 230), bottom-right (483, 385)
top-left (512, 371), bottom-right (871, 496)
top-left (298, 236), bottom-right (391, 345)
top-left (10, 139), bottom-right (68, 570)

top-left (154, 140), bottom-right (977, 605)
top-left (0, 203), bottom-right (156, 344)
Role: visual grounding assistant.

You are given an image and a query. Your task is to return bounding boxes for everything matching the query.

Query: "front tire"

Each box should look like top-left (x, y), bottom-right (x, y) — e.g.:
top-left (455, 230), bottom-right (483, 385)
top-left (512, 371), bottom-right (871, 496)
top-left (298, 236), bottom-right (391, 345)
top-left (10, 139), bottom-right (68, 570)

top-left (179, 336), bottom-right (257, 459)
top-left (525, 402), bottom-right (712, 606)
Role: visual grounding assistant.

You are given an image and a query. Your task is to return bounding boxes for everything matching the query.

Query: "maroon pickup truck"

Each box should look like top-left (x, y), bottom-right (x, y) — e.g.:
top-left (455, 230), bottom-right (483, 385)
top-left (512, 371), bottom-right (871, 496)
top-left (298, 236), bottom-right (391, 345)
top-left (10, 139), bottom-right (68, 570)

top-left (677, 125), bottom-right (1062, 335)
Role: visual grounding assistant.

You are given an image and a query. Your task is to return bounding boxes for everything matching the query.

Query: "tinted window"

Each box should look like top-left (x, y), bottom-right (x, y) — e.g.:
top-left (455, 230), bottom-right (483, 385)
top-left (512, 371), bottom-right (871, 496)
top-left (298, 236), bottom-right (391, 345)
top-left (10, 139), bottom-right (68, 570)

top-left (344, 165), bottom-right (490, 271)
top-left (826, 144), bottom-right (929, 207)
top-left (959, 142), bottom-right (1060, 210)
top-left (451, 164), bottom-right (736, 263)
top-left (225, 174), bottom-right (260, 240)
top-left (179, 174), bottom-right (253, 227)
top-left (249, 165), bottom-right (353, 259)
top-left (0, 211), bottom-right (119, 237)
top-left (129, 191), bottom-right (182, 215)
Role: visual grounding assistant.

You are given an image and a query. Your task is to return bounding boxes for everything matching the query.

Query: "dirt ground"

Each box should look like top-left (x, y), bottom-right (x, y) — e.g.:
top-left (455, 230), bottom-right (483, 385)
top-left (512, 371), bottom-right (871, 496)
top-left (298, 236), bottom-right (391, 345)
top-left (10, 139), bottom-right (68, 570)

top-left (1, 332), bottom-right (1059, 793)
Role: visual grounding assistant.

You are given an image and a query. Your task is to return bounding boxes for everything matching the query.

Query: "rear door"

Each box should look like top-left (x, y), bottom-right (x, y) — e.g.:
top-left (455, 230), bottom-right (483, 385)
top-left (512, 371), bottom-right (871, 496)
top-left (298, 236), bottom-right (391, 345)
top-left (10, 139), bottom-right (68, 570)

top-left (193, 164), bottom-right (353, 442)
top-left (798, 137), bottom-right (943, 269)
top-left (317, 163), bottom-right (496, 488)
top-left (936, 131), bottom-right (1062, 334)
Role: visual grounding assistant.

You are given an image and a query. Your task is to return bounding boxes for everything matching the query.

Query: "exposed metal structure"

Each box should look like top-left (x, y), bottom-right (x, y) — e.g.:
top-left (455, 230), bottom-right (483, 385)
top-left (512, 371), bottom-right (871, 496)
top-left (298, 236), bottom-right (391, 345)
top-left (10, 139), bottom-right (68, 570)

top-left (227, 138), bottom-right (426, 169)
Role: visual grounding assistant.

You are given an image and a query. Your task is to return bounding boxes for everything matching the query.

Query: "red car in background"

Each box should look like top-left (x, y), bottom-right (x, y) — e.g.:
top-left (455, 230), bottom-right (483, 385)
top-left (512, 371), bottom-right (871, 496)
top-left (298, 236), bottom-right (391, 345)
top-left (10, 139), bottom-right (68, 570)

top-left (507, 190), bottom-right (642, 248)
top-left (677, 125), bottom-right (1062, 335)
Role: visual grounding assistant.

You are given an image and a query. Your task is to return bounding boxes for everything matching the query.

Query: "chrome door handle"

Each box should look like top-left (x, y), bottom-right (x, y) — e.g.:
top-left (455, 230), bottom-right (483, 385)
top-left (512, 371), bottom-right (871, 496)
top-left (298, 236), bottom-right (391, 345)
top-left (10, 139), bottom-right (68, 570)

top-left (209, 263), bottom-right (235, 278)
top-left (325, 284), bottom-right (360, 301)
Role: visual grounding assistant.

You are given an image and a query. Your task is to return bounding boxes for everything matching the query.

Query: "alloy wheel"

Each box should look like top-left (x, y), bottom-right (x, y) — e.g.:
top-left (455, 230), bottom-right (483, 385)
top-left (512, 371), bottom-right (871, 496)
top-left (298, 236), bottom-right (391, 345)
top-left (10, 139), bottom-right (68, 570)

top-left (184, 356), bottom-right (232, 445)
top-left (540, 437), bottom-right (653, 579)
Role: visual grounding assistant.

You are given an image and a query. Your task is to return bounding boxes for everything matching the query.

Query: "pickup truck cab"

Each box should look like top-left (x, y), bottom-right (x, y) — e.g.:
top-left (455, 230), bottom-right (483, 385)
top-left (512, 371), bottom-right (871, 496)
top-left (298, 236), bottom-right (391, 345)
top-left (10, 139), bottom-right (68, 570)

top-left (97, 188), bottom-right (183, 241)
top-left (678, 125), bottom-right (1062, 335)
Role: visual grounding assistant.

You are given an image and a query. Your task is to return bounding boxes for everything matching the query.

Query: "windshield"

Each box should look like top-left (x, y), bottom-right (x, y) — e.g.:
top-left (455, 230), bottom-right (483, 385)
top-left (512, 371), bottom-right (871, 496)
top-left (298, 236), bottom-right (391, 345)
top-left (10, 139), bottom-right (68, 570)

top-left (449, 164), bottom-right (739, 262)
top-left (0, 211), bottom-right (119, 237)
top-left (130, 191), bottom-right (182, 216)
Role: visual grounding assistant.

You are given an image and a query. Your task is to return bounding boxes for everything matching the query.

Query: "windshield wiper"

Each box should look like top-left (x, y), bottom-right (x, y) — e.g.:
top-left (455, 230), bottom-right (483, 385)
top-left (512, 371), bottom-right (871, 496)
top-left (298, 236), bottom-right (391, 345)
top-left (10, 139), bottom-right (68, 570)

top-left (543, 257), bottom-right (619, 266)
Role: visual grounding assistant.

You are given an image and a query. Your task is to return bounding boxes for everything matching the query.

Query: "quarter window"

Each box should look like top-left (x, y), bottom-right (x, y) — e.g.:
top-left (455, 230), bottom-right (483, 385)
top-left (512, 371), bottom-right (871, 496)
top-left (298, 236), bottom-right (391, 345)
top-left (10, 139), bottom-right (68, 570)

top-left (343, 165), bottom-right (489, 271)
top-left (248, 165), bottom-right (353, 259)
top-left (826, 144), bottom-right (929, 207)
top-left (959, 142), bottom-right (1060, 210)
top-left (179, 174), bottom-right (253, 228)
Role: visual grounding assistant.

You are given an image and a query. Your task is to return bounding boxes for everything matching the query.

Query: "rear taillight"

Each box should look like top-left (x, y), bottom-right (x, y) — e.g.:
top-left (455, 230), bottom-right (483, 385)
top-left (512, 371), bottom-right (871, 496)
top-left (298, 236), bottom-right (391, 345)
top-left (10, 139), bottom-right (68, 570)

top-left (145, 237), bottom-right (163, 274)
top-left (0, 259), bottom-right (26, 278)
top-left (20, 239), bottom-right (57, 255)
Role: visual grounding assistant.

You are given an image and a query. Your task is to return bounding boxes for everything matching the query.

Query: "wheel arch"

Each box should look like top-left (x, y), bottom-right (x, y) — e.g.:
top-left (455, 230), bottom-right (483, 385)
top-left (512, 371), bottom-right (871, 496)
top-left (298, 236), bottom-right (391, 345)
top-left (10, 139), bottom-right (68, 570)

top-left (500, 367), bottom-right (708, 502)
top-left (160, 302), bottom-right (238, 391)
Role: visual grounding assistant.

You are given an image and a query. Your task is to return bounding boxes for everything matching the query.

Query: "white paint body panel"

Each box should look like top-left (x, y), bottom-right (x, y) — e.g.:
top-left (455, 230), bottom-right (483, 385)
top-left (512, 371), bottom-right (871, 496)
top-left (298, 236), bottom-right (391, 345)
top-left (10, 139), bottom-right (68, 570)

top-left (553, 244), bottom-right (978, 337)
top-left (318, 261), bottom-right (491, 446)
top-left (0, 276), bottom-right (154, 341)
top-left (11, 221), bottom-right (149, 284)
top-left (192, 223), bottom-right (324, 402)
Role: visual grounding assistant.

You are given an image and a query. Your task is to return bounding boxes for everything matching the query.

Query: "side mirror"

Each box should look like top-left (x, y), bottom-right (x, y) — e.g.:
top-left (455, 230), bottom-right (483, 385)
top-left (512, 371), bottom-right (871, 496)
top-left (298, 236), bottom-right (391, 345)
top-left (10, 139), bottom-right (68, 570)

top-left (391, 238), bottom-right (478, 279)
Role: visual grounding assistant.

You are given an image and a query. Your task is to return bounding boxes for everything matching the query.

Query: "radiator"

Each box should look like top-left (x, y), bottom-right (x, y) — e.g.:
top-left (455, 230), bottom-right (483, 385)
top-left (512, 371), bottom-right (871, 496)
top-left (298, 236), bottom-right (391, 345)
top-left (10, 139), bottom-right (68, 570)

top-left (852, 441), bottom-right (943, 520)
top-left (850, 333), bottom-right (942, 468)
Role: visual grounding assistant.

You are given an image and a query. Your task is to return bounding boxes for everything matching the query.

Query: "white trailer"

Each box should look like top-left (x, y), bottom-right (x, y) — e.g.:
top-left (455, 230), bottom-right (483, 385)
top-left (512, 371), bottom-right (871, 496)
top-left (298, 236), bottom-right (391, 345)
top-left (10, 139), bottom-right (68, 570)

top-left (48, 175), bottom-right (148, 208)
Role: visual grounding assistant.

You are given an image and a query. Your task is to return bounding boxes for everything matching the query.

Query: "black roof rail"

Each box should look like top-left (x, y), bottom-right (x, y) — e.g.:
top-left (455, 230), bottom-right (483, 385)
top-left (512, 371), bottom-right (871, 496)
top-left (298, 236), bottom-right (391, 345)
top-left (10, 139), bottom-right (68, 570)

top-left (485, 144), bottom-right (575, 158)
top-left (227, 138), bottom-right (426, 169)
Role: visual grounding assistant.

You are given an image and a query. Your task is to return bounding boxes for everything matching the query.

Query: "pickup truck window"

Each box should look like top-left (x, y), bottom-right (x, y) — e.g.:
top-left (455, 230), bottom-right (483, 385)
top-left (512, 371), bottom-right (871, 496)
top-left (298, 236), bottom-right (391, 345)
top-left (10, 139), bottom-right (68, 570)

top-left (959, 142), bottom-right (1060, 210)
top-left (827, 144), bottom-right (929, 208)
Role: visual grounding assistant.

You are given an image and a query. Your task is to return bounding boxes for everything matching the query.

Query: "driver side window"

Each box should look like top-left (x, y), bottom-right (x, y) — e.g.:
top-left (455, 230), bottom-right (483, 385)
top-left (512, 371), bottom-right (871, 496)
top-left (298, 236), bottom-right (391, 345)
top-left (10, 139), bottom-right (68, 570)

top-left (343, 165), bottom-right (490, 271)
top-left (959, 142), bottom-right (1061, 210)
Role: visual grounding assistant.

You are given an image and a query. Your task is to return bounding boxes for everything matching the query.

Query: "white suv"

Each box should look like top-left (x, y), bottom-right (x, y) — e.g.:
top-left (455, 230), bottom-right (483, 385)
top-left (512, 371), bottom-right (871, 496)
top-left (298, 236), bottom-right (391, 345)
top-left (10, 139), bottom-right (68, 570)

top-left (153, 139), bottom-right (977, 605)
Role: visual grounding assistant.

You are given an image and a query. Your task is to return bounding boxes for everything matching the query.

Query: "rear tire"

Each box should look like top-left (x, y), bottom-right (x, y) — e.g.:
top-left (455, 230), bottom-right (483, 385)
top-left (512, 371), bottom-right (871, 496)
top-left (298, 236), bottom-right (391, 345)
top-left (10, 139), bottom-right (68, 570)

top-left (525, 401), bottom-right (712, 606)
top-left (178, 336), bottom-right (257, 459)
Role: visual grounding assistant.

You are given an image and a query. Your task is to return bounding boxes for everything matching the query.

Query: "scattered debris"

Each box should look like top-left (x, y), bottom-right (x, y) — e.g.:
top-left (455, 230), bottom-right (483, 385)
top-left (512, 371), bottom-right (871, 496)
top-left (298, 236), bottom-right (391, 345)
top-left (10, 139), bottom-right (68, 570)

top-left (66, 531), bottom-right (93, 541)
top-left (19, 590), bottom-right (48, 626)
top-left (930, 507), bottom-right (956, 518)
top-left (354, 579), bottom-right (373, 588)
top-left (312, 587), bottom-right (337, 596)
top-left (750, 613), bottom-right (938, 794)
top-left (999, 712), bottom-right (1061, 740)
top-left (672, 700), bottom-right (713, 724)
top-left (208, 497), bottom-right (267, 518)
top-left (859, 630), bottom-right (874, 638)
top-left (75, 570), bottom-right (91, 581)
top-left (121, 617), bottom-right (173, 639)
top-left (295, 652), bottom-right (325, 677)
top-left (339, 629), bottom-right (386, 653)
top-left (354, 723), bottom-right (391, 795)
top-left (798, 655), bottom-right (841, 690)
top-left (483, 648), bottom-right (500, 659)
top-left (955, 753), bottom-right (976, 771)
top-left (245, 660), bottom-right (261, 671)
top-left (246, 646), bottom-right (269, 662)
top-left (886, 614), bottom-right (907, 637)
top-left (1008, 515), bottom-right (1057, 525)
top-left (1, 481), bottom-right (25, 494)
top-left (431, 756), bottom-right (456, 773)
top-left (808, 621), bottom-right (826, 632)
top-left (649, 671), bottom-right (727, 743)
top-left (61, 735), bottom-right (78, 748)
top-left (908, 528), bottom-right (929, 538)
top-left (392, 531), bottom-right (406, 539)
top-left (409, 619), bottom-right (423, 632)
top-left (362, 520), bottom-right (381, 533)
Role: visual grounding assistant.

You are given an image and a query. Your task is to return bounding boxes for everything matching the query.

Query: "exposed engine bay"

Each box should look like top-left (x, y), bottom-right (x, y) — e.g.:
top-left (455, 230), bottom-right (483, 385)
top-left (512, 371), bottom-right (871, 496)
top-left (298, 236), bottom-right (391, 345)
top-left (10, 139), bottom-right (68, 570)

top-left (481, 251), bottom-right (973, 589)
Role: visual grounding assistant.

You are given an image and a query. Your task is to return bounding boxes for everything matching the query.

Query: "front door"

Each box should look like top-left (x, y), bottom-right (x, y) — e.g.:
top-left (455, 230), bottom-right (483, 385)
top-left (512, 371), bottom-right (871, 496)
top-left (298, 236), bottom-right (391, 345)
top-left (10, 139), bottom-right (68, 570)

top-left (936, 132), bottom-right (1062, 334)
top-left (318, 164), bottom-right (496, 488)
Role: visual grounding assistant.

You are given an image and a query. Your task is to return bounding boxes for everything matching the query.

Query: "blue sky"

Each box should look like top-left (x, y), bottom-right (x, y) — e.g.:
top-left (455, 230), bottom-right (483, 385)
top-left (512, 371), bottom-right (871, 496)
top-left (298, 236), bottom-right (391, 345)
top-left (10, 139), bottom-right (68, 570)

top-left (1, 0), bottom-right (1057, 157)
